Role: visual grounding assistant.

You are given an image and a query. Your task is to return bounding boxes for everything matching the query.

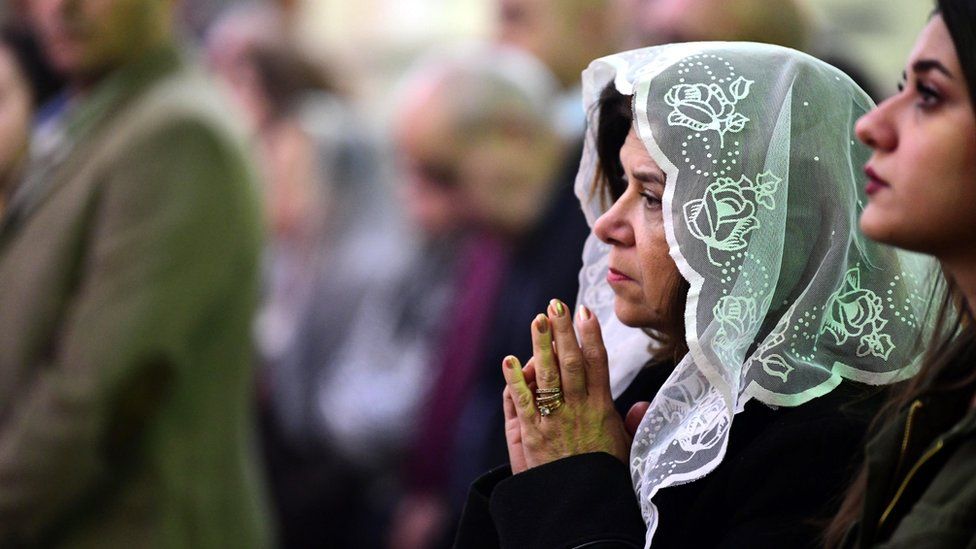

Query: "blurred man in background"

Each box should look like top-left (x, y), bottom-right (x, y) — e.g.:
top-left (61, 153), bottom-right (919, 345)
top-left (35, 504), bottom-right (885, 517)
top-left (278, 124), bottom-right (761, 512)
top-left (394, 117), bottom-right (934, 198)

top-left (275, 43), bottom-right (581, 548)
top-left (0, 0), bottom-right (270, 545)
top-left (387, 44), bottom-right (589, 549)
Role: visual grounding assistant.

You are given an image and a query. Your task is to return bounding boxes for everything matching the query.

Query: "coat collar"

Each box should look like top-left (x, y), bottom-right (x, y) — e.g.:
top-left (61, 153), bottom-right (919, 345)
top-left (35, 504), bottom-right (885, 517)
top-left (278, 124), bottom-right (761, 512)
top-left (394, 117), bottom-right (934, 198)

top-left (857, 385), bottom-right (976, 545)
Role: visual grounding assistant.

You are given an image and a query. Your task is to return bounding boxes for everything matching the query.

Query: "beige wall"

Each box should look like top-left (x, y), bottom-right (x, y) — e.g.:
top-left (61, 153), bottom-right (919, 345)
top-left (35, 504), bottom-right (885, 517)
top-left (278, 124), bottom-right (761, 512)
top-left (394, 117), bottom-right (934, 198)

top-left (293, 0), bottom-right (490, 56)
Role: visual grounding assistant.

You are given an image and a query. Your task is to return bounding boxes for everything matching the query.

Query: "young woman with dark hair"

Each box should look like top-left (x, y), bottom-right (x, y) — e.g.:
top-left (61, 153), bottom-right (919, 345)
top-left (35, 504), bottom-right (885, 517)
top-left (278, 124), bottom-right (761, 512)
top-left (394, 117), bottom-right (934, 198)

top-left (826, 0), bottom-right (976, 546)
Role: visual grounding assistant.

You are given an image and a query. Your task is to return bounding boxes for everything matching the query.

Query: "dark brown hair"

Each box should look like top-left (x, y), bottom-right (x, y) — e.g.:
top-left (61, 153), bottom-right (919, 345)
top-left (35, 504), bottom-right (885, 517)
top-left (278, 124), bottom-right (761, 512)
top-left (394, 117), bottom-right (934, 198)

top-left (243, 41), bottom-right (338, 121)
top-left (824, 2), bottom-right (976, 545)
top-left (591, 82), bottom-right (690, 365)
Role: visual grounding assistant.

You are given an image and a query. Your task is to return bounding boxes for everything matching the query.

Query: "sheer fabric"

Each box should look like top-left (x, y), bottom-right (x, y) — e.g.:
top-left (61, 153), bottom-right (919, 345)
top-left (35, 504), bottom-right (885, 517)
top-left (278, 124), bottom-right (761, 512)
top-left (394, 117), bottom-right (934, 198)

top-left (573, 42), bottom-right (940, 547)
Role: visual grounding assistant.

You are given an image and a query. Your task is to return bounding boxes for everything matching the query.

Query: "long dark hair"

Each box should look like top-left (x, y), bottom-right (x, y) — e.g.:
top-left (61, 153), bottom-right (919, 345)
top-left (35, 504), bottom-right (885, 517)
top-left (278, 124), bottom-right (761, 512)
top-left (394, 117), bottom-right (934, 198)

top-left (824, 1), bottom-right (976, 545)
top-left (591, 83), bottom-right (690, 365)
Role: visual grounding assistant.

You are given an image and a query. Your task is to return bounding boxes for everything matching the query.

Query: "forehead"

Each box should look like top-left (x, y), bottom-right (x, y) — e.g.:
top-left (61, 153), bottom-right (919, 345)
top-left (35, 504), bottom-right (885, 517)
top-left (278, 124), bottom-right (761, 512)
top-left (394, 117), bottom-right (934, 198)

top-left (396, 92), bottom-right (462, 156)
top-left (909, 15), bottom-right (960, 71)
top-left (619, 129), bottom-right (662, 171)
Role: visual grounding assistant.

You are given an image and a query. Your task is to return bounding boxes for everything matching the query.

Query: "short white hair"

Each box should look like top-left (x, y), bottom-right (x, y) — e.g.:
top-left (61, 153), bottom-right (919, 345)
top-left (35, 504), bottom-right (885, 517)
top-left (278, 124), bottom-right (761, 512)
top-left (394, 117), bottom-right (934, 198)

top-left (394, 42), bottom-right (561, 134)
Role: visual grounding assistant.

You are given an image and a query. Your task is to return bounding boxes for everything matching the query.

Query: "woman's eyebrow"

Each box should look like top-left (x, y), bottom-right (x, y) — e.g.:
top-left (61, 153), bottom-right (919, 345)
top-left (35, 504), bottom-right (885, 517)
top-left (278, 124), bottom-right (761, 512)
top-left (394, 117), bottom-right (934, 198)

top-left (632, 167), bottom-right (665, 185)
top-left (912, 58), bottom-right (954, 79)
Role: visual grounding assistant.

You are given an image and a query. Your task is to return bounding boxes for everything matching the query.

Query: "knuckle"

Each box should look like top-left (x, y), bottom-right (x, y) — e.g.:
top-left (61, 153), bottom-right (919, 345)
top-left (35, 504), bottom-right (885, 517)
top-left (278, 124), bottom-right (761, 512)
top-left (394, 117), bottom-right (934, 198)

top-left (523, 436), bottom-right (543, 453)
top-left (582, 347), bottom-right (605, 364)
top-left (562, 356), bottom-right (585, 374)
top-left (539, 368), bottom-right (560, 385)
top-left (516, 390), bottom-right (535, 410)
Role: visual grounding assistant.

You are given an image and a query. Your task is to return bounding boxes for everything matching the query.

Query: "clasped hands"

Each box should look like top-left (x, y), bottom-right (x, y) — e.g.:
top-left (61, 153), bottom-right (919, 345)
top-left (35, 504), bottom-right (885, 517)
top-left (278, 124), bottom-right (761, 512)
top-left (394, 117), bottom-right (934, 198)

top-left (502, 299), bottom-right (649, 474)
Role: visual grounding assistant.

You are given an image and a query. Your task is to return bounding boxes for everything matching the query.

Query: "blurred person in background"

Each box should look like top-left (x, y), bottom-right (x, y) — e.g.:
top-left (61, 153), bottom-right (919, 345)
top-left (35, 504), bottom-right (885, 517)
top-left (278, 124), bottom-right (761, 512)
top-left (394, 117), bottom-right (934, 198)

top-left (274, 43), bottom-right (583, 548)
top-left (262, 43), bottom-right (487, 547)
top-left (0, 24), bottom-right (63, 212)
top-left (387, 44), bottom-right (590, 549)
top-left (252, 56), bottom-right (446, 549)
top-left (496, 0), bottom-right (623, 138)
top-left (205, 6), bottom-right (397, 547)
top-left (206, 2), bottom-right (332, 380)
top-left (0, 0), bottom-right (270, 545)
top-left (206, 1), bottom-right (383, 412)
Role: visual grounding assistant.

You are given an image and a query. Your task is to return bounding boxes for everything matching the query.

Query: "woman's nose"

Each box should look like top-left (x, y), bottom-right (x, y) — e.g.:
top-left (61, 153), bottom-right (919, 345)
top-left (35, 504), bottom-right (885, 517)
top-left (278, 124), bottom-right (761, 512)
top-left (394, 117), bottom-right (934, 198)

top-left (594, 199), bottom-right (634, 247)
top-left (855, 98), bottom-right (898, 152)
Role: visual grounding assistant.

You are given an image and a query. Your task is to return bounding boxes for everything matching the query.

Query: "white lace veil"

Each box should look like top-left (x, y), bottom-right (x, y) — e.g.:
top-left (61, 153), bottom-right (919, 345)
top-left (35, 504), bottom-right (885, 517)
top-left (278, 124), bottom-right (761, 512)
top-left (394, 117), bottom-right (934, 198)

top-left (573, 43), bottom-right (940, 547)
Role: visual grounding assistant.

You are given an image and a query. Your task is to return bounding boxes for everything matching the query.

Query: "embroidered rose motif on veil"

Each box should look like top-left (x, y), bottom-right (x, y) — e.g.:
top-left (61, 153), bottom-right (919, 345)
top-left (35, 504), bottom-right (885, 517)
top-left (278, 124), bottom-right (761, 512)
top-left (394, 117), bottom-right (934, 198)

top-left (665, 77), bottom-right (753, 147)
top-left (820, 267), bottom-right (895, 360)
top-left (683, 172), bottom-right (782, 266)
top-left (713, 296), bottom-right (761, 355)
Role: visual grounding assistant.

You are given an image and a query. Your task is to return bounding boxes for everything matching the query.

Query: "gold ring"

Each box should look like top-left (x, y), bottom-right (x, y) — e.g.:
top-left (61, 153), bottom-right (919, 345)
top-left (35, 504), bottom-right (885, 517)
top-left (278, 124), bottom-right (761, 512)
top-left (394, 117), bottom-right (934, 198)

top-left (537, 398), bottom-right (563, 417)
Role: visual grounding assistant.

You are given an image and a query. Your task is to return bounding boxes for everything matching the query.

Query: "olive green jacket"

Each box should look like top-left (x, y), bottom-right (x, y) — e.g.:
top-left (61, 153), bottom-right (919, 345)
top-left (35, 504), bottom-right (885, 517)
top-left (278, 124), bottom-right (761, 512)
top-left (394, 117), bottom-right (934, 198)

top-left (852, 386), bottom-right (976, 548)
top-left (0, 46), bottom-right (271, 548)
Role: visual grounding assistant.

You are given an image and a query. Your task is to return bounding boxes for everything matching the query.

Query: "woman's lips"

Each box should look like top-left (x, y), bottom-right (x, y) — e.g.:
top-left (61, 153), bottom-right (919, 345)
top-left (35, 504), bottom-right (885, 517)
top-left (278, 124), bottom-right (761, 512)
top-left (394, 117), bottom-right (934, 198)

top-left (607, 268), bottom-right (634, 283)
top-left (864, 166), bottom-right (890, 196)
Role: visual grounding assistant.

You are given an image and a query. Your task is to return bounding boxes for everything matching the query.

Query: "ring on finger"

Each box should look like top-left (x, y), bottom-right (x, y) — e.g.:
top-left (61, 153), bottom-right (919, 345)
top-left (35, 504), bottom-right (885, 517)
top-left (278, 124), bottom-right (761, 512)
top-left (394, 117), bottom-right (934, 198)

top-left (537, 398), bottom-right (563, 417)
top-left (535, 393), bottom-right (563, 404)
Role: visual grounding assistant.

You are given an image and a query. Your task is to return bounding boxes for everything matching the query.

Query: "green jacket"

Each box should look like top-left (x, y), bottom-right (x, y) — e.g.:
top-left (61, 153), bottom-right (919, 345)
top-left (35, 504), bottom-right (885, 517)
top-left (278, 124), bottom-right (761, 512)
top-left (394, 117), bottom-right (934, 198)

top-left (851, 385), bottom-right (976, 548)
top-left (0, 46), bottom-right (271, 547)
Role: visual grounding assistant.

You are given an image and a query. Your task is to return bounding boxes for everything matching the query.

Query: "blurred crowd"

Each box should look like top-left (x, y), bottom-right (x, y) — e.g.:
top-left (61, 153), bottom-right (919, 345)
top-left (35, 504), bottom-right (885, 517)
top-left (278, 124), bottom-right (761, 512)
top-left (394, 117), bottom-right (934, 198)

top-left (0, 0), bottom-right (889, 547)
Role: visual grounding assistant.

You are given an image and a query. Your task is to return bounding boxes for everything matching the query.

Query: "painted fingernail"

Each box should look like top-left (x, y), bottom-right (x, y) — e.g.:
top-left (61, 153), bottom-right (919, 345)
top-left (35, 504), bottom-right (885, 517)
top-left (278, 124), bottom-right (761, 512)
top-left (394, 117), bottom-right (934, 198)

top-left (550, 299), bottom-right (565, 317)
top-left (579, 305), bottom-right (592, 321)
top-left (505, 355), bottom-right (520, 370)
top-left (535, 314), bottom-right (549, 333)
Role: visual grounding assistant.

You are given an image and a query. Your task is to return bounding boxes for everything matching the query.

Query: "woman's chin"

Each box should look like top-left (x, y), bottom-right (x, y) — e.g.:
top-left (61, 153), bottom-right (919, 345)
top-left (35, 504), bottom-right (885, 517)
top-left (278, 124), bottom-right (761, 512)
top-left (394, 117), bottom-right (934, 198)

top-left (860, 206), bottom-right (906, 249)
top-left (614, 301), bottom-right (654, 329)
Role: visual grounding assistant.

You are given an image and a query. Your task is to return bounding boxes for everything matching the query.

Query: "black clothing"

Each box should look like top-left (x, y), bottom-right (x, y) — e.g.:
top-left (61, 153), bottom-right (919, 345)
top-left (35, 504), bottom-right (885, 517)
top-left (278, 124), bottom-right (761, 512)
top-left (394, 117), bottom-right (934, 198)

top-left (456, 363), bottom-right (884, 549)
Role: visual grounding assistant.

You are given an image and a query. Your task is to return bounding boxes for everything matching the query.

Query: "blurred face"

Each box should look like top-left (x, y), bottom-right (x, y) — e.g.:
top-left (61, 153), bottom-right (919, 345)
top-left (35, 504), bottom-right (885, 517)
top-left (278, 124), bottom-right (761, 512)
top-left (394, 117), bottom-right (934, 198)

top-left (210, 52), bottom-right (271, 134)
top-left (457, 117), bottom-right (559, 237)
top-left (629, 0), bottom-right (728, 45)
top-left (498, 0), bottom-right (551, 55)
top-left (855, 15), bottom-right (976, 260)
top-left (496, 0), bottom-right (604, 88)
top-left (395, 89), bottom-right (468, 237)
top-left (29, 0), bottom-right (165, 81)
top-left (0, 47), bottom-right (33, 186)
top-left (594, 129), bottom-right (681, 329)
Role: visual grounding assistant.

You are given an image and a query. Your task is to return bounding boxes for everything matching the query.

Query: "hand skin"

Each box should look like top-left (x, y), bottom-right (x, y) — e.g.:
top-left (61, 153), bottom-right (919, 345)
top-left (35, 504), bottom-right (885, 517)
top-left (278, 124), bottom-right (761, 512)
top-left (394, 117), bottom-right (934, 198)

top-left (502, 300), bottom-right (637, 474)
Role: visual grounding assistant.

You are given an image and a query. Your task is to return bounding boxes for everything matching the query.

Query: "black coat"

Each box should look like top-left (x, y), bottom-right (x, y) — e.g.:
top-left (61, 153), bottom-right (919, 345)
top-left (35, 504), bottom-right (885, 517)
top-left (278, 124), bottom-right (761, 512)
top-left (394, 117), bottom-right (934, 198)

top-left (454, 363), bottom-right (883, 549)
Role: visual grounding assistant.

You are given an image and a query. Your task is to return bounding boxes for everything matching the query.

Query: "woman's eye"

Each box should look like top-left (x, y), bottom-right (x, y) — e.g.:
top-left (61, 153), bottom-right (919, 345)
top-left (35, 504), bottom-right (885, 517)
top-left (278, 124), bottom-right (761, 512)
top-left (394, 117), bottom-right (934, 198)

top-left (915, 82), bottom-right (942, 109)
top-left (639, 191), bottom-right (661, 208)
